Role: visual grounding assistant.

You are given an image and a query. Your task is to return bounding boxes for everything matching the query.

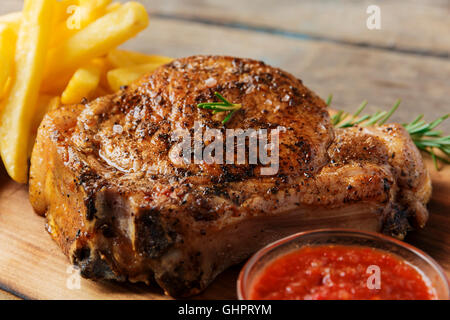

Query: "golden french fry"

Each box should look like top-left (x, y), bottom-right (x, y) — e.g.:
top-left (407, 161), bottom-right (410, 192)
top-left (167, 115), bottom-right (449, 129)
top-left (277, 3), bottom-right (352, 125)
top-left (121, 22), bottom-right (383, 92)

top-left (106, 2), bottom-right (122, 13)
top-left (99, 57), bottom-right (114, 90)
top-left (61, 60), bottom-right (103, 104)
top-left (91, 85), bottom-right (111, 99)
top-left (0, 78), bottom-right (12, 102)
top-left (0, 11), bottom-right (22, 23)
top-left (106, 49), bottom-right (134, 68)
top-left (50, 0), bottom-right (111, 47)
top-left (0, 25), bottom-right (16, 100)
top-left (53, 0), bottom-right (78, 24)
top-left (78, 0), bottom-right (111, 27)
top-left (40, 71), bottom-right (74, 95)
top-left (43, 2), bottom-right (149, 80)
top-left (107, 49), bottom-right (173, 68)
top-left (49, 1), bottom-right (78, 47)
top-left (107, 63), bottom-right (161, 92)
top-left (49, 23), bottom-right (70, 48)
top-left (48, 96), bottom-right (61, 111)
top-left (0, 0), bottom-right (54, 183)
top-left (0, 12), bottom-right (22, 32)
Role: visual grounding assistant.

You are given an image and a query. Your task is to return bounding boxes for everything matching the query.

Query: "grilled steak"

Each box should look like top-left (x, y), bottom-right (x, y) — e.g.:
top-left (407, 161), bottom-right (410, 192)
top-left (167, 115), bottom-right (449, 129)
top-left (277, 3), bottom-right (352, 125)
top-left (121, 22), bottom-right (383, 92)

top-left (29, 55), bottom-right (431, 297)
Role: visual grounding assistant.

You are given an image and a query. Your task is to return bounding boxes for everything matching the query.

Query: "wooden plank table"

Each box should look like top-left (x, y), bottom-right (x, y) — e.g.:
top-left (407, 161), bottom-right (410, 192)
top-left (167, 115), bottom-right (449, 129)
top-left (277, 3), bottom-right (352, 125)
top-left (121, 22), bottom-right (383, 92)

top-left (0, 0), bottom-right (449, 299)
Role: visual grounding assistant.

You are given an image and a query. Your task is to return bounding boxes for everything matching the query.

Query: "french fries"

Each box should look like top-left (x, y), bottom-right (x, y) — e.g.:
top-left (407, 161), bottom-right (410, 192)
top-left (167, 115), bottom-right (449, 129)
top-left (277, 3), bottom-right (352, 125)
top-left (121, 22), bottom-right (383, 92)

top-left (47, 96), bottom-right (62, 112)
top-left (61, 59), bottom-right (103, 104)
top-left (78, 0), bottom-right (112, 27)
top-left (50, 0), bottom-right (111, 47)
top-left (0, 12), bottom-right (22, 33)
top-left (52, 0), bottom-right (78, 26)
top-left (107, 49), bottom-right (173, 68)
top-left (0, 25), bottom-right (16, 100)
top-left (0, 78), bottom-right (12, 102)
top-left (0, 0), bottom-right (54, 183)
top-left (107, 63), bottom-right (163, 92)
top-left (44, 2), bottom-right (149, 80)
top-left (106, 2), bottom-right (122, 13)
top-left (0, 0), bottom-right (170, 183)
top-left (40, 71), bottom-right (74, 95)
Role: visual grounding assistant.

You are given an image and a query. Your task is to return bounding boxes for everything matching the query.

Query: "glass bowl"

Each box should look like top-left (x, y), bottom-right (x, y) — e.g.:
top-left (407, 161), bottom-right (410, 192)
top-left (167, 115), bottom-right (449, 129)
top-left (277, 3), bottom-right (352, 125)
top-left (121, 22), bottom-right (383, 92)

top-left (237, 229), bottom-right (449, 300)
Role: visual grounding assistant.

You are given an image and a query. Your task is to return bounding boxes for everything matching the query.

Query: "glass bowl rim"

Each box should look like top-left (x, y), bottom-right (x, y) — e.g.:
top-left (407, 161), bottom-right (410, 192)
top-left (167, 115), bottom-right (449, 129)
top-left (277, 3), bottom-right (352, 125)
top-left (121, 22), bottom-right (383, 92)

top-left (237, 228), bottom-right (450, 300)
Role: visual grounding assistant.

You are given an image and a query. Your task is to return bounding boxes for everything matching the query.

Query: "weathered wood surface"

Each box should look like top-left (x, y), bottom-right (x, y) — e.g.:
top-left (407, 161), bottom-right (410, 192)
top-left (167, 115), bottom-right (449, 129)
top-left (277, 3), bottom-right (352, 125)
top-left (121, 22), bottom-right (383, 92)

top-left (0, 0), bottom-right (448, 300)
top-left (146, 0), bottom-right (450, 55)
top-left (0, 290), bottom-right (20, 300)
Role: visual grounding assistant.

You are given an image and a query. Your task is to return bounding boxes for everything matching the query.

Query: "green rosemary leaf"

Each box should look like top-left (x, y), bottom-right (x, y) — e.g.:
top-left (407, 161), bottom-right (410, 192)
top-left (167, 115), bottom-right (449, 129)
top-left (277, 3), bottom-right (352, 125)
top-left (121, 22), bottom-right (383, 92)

top-left (428, 114), bottom-right (449, 130)
top-left (431, 151), bottom-right (438, 170)
top-left (214, 92), bottom-right (231, 105)
top-left (406, 121), bottom-right (428, 134)
top-left (354, 100), bottom-right (369, 117)
top-left (421, 130), bottom-right (442, 137)
top-left (403, 115), bottom-right (424, 130)
top-left (442, 146), bottom-right (450, 155)
top-left (331, 95), bottom-right (449, 170)
top-left (415, 141), bottom-right (442, 148)
top-left (352, 114), bottom-right (371, 126)
top-left (197, 92), bottom-right (242, 125)
top-left (422, 149), bottom-right (450, 165)
top-left (222, 110), bottom-right (235, 124)
top-left (379, 99), bottom-right (401, 125)
top-left (409, 123), bottom-right (433, 135)
top-left (362, 111), bottom-right (387, 127)
top-left (337, 100), bottom-right (369, 127)
top-left (326, 94), bottom-right (333, 106)
top-left (331, 110), bottom-right (344, 125)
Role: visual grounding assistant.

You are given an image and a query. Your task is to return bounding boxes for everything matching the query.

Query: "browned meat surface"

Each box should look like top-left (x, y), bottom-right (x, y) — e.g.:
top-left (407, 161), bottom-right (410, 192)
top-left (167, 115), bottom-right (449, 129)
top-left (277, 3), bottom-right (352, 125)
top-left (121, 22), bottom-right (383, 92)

top-left (29, 55), bottom-right (431, 297)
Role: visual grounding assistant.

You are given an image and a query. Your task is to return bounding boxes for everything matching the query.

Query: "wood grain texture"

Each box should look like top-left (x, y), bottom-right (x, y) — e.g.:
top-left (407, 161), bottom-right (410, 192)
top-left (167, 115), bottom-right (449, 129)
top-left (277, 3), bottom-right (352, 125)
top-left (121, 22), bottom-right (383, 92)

top-left (0, 290), bottom-right (20, 300)
top-left (0, 0), bottom-right (22, 14)
top-left (145, 0), bottom-right (450, 56)
top-left (408, 163), bottom-right (450, 274)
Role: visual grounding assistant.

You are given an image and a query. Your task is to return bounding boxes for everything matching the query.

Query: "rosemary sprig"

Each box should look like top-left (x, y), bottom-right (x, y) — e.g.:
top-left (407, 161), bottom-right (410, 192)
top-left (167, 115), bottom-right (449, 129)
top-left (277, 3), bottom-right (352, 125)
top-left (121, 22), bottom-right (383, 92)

top-left (328, 94), bottom-right (450, 170)
top-left (197, 92), bottom-right (242, 124)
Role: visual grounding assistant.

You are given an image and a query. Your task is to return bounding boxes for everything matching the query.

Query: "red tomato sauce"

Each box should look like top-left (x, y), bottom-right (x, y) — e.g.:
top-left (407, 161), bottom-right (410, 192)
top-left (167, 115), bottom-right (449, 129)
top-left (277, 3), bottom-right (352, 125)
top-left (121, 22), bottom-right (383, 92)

top-left (250, 245), bottom-right (436, 300)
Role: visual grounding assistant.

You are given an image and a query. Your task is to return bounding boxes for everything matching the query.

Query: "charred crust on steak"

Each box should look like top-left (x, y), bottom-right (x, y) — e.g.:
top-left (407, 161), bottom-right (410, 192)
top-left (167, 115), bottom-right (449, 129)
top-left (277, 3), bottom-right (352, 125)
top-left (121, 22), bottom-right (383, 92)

top-left (98, 223), bottom-right (115, 238)
top-left (73, 246), bottom-right (90, 265)
top-left (134, 209), bottom-right (174, 258)
top-left (84, 193), bottom-right (97, 221)
top-left (158, 272), bottom-right (202, 297)
top-left (72, 246), bottom-right (122, 280)
top-left (382, 205), bottom-right (412, 238)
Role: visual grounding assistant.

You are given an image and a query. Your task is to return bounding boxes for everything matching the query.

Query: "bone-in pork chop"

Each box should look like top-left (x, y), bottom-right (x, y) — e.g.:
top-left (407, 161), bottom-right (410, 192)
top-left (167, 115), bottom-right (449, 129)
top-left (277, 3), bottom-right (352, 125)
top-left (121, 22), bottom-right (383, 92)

top-left (29, 56), bottom-right (431, 296)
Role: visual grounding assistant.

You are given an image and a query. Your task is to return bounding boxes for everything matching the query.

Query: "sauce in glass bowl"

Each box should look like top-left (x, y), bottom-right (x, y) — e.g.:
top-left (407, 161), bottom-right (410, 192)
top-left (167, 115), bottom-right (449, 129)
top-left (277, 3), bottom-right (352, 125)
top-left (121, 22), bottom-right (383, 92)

top-left (238, 229), bottom-right (449, 300)
top-left (249, 245), bottom-right (436, 300)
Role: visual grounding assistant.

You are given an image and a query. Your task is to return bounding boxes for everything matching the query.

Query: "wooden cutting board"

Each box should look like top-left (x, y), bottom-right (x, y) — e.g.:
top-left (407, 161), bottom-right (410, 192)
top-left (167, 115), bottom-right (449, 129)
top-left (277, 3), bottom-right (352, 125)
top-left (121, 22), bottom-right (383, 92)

top-left (0, 158), bottom-right (448, 300)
